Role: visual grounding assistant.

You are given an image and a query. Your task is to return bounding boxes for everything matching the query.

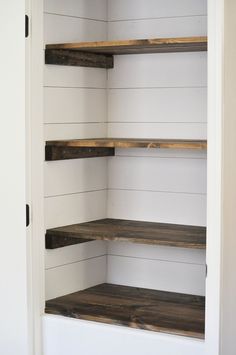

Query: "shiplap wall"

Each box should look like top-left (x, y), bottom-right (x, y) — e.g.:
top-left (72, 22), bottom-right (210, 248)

top-left (106, 0), bottom-right (207, 296)
top-left (44, 0), bottom-right (207, 300)
top-left (44, 0), bottom-right (108, 300)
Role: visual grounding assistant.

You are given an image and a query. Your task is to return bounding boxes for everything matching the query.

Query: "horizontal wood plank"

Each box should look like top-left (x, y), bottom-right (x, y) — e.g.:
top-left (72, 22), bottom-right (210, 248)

top-left (45, 283), bottom-right (205, 338)
top-left (46, 218), bottom-right (206, 249)
top-left (46, 37), bottom-right (207, 55)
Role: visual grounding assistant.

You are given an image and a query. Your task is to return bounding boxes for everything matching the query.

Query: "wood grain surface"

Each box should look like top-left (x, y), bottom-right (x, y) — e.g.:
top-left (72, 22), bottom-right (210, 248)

top-left (46, 37), bottom-right (207, 55)
top-left (46, 218), bottom-right (206, 249)
top-left (45, 145), bottom-right (115, 161)
top-left (45, 283), bottom-right (205, 338)
top-left (45, 49), bottom-right (114, 68)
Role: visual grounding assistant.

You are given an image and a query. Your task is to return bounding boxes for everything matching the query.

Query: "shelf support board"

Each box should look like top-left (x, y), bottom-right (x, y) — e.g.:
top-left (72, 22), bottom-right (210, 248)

top-left (45, 48), bottom-right (114, 69)
top-left (45, 145), bottom-right (115, 161)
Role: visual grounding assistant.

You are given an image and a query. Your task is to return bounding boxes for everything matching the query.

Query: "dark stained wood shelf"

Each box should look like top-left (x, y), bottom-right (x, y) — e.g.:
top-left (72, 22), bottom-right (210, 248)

top-left (45, 283), bottom-right (205, 339)
top-left (45, 36), bottom-right (207, 68)
top-left (45, 138), bottom-right (207, 160)
top-left (45, 218), bottom-right (206, 250)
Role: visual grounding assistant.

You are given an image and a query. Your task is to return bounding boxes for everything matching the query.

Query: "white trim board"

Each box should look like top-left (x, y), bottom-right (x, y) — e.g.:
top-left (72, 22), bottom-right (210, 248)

top-left (43, 315), bottom-right (205, 355)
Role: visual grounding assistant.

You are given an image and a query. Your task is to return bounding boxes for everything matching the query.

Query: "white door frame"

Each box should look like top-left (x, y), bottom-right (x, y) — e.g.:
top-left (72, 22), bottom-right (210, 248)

top-left (27, 0), bottom-right (44, 354)
top-left (206, 0), bottom-right (224, 354)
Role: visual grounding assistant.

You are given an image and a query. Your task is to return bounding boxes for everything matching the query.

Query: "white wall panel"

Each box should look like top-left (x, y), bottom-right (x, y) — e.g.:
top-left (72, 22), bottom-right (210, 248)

top-left (108, 190), bottom-right (206, 226)
top-left (115, 148), bottom-right (207, 159)
top-left (108, 17), bottom-right (207, 40)
top-left (108, 242), bottom-right (206, 265)
top-left (45, 256), bottom-right (107, 300)
top-left (44, 88), bottom-right (107, 124)
top-left (44, 66), bottom-right (107, 88)
top-left (44, 14), bottom-right (107, 43)
top-left (108, 157), bottom-right (207, 194)
top-left (45, 241), bottom-right (107, 269)
top-left (107, 256), bottom-right (205, 296)
top-left (108, 53), bottom-right (207, 88)
top-left (44, 122), bottom-right (107, 140)
top-left (45, 0), bottom-right (107, 21)
top-left (45, 158), bottom-right (107, 197)
top-left (108, 0), bottom-right (207, 21)
top-left (108, 88), bottom-right (207, 123)
top-left (45, 190), bottom-right (107, 229)
top-left (108, 122), bottom-right (207, 139)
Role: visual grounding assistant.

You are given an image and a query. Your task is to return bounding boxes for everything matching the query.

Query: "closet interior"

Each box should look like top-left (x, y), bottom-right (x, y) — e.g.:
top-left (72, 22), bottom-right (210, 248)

top-left (44, 0), bottom-right (207, 340)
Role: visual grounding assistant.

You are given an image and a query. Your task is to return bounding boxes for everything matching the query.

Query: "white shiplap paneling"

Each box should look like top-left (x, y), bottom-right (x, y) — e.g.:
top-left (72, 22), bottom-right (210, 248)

top-left (115, 148), bottom-right (207, 159)
top-left (45, 190), bottom-right (107, 229)
top-left (44, 88), bottom-right (107, 124)
top-left (108, 156), bottom-right (207, 194)
top-left (108, 16), bottom-right (207, 40)
top-left (44, 0), bottom-right (207, 302)
top-left (44, 122), bottom-right (107, 140)
top-left (107, 122), bottom-right (207, 139)
top-left (45, 0), bottom-right (107, 21)
top-left (108, 0), bottom-right (207, 21)
top-left (44, 66), bottom-right (107, 89)
top-left (45, 158), bottom-right (108, 197)
top-left (44, 1), bottom-right (108, 300)
top-left (108, 53), bottom-right (207, 88)
top-left (108, 242), bottom-right (206, 265)
top-left (45, 255), bottom-right (107, 300)
top-left (108, 189), bottom-right (206, 226)
top-left (45, 241), bottom-right (107, 269)
top-left (108, 87), bottom-right (207, 123)
top-left (107, 255), bottom-right (205, 296)
top-left (106, 0), bottom-right (207, 300)
top-left (44, 13), bottom-right (107, 43)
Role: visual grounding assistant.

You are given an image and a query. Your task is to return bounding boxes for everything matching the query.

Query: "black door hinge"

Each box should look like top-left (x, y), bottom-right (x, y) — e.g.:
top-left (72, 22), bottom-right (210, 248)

top-left (25, 15), bottom-right (29, 38)
top-left (26, 204), bottom-right (30, 227)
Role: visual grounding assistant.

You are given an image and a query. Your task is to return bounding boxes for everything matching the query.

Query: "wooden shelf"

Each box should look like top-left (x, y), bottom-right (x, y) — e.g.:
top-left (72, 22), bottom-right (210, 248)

top-left (45, 138), bottom-right (207, 160)
top-left (45, 283), bottom-right (205, 339)
top-left (45, 36), bottom-right (207, 68)
top-left (45, 218), bottom-right (206, 250)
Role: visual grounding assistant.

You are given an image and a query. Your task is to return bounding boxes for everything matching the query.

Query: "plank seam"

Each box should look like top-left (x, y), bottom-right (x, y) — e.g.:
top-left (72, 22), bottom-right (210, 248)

top-left (108, 15), bottom-right (207, 23)
top-left (107, 254), bottom-right (205, 266)
top-left (44, 12), bottom-right (107, 23)
top-left (46, 254), bottom-right (107, 271)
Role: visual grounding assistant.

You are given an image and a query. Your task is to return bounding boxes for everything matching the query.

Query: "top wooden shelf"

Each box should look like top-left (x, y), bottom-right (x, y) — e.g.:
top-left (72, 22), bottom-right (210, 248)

top-left (45, 138), bottom-right (207, 160)
top-left (45, 36), bottom-right (207, 69)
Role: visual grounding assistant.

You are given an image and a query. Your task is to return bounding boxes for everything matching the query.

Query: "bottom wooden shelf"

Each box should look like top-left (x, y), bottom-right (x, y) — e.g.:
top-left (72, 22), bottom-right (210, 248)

top-left (45, 283), bottom-right (205, 339)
